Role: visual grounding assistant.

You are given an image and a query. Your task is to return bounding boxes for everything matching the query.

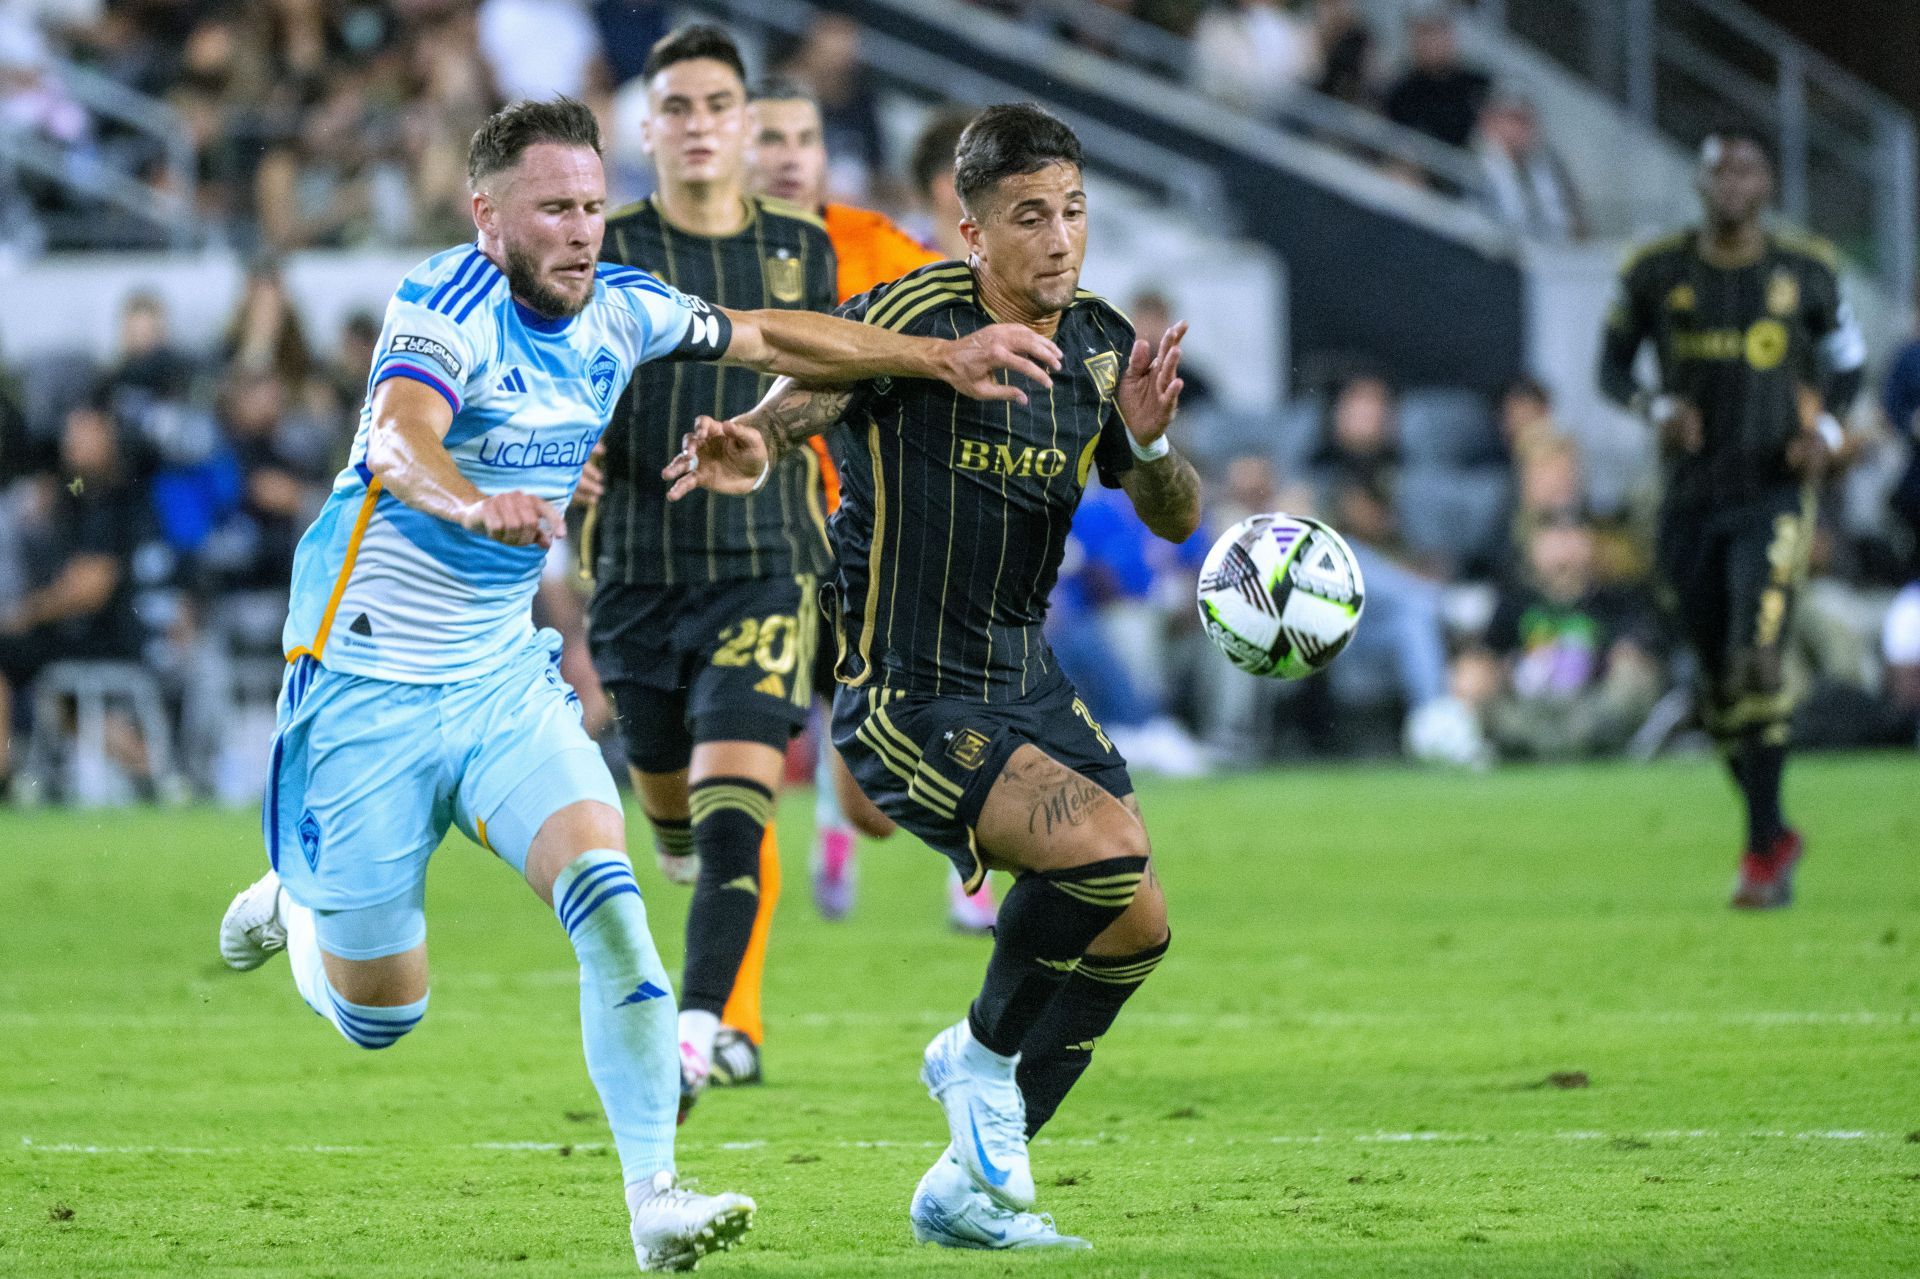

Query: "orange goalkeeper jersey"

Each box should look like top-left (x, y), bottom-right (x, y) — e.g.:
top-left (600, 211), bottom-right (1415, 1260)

top-left (811, 203), bottom-right (943, 510)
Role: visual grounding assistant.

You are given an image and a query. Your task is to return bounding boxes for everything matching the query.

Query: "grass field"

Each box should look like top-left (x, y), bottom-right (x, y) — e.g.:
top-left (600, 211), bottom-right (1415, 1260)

top-left (3, 754), bottom-right (1917, 1277)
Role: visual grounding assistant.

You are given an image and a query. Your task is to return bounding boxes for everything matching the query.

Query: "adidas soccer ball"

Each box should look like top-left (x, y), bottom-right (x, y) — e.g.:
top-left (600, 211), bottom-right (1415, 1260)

top-left (1196, 513), bottom-right (1365, 679)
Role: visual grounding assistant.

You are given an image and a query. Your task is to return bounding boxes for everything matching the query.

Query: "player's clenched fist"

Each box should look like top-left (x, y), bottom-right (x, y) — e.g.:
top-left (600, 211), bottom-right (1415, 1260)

top-left (462, 490), bottom-right (565, 548)
top-left (936, 322), bottom-right (1061, 405)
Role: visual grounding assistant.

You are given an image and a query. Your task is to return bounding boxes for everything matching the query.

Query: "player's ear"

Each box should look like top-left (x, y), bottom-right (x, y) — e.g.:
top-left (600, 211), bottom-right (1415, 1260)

top-left (959, 214), bottom-right (983, 265)
top-left (471, 189), bottom-right (493, 239)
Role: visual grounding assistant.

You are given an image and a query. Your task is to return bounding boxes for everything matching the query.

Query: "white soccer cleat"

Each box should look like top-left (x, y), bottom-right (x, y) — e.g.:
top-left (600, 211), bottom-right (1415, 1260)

top-left (657, 850), bottom-right (700, 887)
top-left (218, 871), bottom-right (287, 971)
top-left (629, 1170), bottom-right (755, 1272)
top-left (911, 1145), bottom-right (1091, 1251)
top-left (920, 1020), bottom-right (1034, 1210)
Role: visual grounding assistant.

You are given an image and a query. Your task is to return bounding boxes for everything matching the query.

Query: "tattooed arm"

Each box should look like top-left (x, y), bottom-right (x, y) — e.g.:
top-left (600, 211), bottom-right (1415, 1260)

top-left (1112, 320), bottom-right (1202, 542)
top-left (659, 375), bottom-right (852, 500)
top-left (1120, 450), bottom-right (1202, 544)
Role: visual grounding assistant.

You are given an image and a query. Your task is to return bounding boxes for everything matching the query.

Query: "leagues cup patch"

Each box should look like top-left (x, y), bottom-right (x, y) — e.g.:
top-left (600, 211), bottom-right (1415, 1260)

top-left (389, 334), bottom-right (462, 378)
top-left (766, 252), bottom-right (804, 303)
top-left (944, 727), bottom-right (991, 771)
top-left (587, 346), bottom-right (620, 411)
top-left (1083, 350), bottom-right (1120, 401)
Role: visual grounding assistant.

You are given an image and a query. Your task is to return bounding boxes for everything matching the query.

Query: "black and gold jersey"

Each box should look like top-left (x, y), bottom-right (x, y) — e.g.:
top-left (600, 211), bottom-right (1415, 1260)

top-left (592, 195), bottom-right (838, 585)
top-left (829, 261), bottom-right (1136, 702)
top-left (1600, 228), bottom-right (1865, 507)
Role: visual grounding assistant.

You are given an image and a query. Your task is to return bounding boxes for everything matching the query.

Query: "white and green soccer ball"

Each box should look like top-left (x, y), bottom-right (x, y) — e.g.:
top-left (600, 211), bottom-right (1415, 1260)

top-left (1196, 513), bottom-right (1365, 679)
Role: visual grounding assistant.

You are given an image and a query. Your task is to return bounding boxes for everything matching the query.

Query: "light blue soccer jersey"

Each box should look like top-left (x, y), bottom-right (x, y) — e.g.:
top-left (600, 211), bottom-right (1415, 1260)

top-left (283, 246), bottom-right (720, 683)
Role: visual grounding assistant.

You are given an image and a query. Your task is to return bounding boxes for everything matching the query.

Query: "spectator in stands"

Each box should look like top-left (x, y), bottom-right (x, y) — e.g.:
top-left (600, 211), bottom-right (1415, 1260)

top-left (906, 106), bottom-right (972, 260)
top-left (1049, 483), bottom-right (1211, 776)
top-left (1313, 0), bottom-right (1378, 112)
top-left (1308, 374), bottom-right (1489, 763)
top-left (593, 0), bottom-right (672, 90)
top-left (201, 370), bottom-right (327, 592)
top-left (1879, 308), bottom-right (1920, 573)
top-left (403, 7), bottom-right (497, 246)
top-left (106, 290), bottom-right (199, 471)
top-left (222, 259), bottom-right (314, 386)
top-left (1384, 7), bottom-right (1490, 150)
top-left (478, 0), bottom-right (604, 103)
top-left (324, 308), bottom-right (381, 428)
top-left (778, 14), bottom-right (886, 203)
top-left (1311, 372), bottom-right (1404, 558)
top-left (1188, 0), bottom-right (1320, 118)
top-left (1473, 87), bottom-right (1585, 242)
top-left (1131, 288), bottom-right (1216, 408)
top-left (1452, 516), bottom-right (1662, 760)
top-left (254, 66), bottom-right (411, 250)
top-left (0, 397), bottom-right (148, 790)
top-left (1498, 374), bottom-right (1560, 459)
top-left (1883, 583), bottom-right (1920, 744)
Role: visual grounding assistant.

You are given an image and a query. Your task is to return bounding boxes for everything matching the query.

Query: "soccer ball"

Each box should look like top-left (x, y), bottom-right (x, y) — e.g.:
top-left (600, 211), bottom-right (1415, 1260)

top-left (1196, 513), bottom-right (1365, 679)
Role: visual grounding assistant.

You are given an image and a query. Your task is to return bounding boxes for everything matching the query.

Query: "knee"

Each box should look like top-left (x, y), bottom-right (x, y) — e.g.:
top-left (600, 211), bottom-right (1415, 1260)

top-left (1104, 870), bottom-right (1168, 953)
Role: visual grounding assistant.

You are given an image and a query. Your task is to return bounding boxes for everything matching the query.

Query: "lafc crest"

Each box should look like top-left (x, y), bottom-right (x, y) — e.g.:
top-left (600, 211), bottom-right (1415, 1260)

top-left (1767, 269), bottom-right (1799, 317)
top-left (1083, 349), bottom-right (1120, 401)
top-left (766, 251), bottom-right (804, 303)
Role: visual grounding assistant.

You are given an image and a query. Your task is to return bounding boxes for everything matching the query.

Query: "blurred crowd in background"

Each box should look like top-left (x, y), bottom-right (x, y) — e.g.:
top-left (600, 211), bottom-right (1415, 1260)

top-left (2, 0), bottom-right (1918, 804)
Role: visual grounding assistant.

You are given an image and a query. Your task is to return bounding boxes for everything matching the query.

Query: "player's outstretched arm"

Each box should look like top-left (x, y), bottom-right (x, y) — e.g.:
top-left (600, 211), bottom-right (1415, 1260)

top-left (366, 378), bottom-right (564, 548)
top-left (660, 372), bottom-right (854, 500)
top-left (716, 306), bottom-right (1061, 403)
top-left (1114, 321), bottom-right (1202, 543)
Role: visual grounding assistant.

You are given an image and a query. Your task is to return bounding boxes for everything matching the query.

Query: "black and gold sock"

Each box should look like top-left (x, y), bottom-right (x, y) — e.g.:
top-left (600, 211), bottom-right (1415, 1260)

top-left (679, 777), bottom-right (773, 1016)
top-left (1017, 936), bottom-right (1169, 1137)
top-left (649, 814), bottom-right (694, 861)
top-left (966, 856), bottom-right (1146, 1057)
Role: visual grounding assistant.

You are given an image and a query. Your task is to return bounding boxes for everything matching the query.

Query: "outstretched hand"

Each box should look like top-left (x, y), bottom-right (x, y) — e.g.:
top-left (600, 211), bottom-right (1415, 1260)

top-left (662, 415), bottom-right (770, 501)
top-left (1115, 320), bottom-right (1187, 447)
top-left (937, 323), bottom-right (1062, 404)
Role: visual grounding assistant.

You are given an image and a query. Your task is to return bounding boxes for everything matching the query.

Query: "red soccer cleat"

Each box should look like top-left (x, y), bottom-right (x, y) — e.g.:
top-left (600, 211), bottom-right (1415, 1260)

top-left (1730, 828), bottom-right (1804, 910)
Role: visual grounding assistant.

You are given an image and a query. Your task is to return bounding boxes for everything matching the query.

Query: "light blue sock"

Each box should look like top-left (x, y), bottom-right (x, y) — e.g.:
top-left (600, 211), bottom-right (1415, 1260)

top-left (284, 896), bottom-right (427, 1049)
top-left (554, 849), bottom-right (678, 1188)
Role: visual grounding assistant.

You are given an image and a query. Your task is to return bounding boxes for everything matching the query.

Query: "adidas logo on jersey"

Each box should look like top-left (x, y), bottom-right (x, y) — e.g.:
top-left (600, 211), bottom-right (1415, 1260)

top-left (496, 368), bottom-right (528, 394)
top-left (754, 673), bottom-right (786, 698)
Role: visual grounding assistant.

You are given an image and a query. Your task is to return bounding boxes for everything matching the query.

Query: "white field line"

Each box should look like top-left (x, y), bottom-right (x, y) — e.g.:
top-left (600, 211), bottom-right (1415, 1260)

top-left (3, 1008), bottom-right (1913, 1030)
top-left (14, 1128), bottom-right (1905, 1158)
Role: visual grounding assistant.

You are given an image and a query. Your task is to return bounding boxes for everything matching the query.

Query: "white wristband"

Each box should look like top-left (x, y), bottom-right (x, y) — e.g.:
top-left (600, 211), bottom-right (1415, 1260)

top-left (1814, 413), bottom-right (1844, 453)
top-left (748, 456), bottom-right (773, 493)
top-left (1127, 432), bottom-right (1171, 462)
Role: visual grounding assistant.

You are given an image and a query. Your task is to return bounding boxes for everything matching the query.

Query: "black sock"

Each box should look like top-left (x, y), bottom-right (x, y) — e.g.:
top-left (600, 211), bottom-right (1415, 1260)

top-left (1017, 936), bottom-right (1169, 1137)
top-left (967, 856), bottom-right (1147, 1057)
top-left (1736, 736), bottom-right (1788, 850)
top-left (679, 777), bottom-right (773, 1015)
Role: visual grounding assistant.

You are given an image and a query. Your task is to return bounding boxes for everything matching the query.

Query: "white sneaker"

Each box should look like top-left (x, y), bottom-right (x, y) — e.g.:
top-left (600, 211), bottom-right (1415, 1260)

top-left (218, 871), bottom-right (287, 971)
top-left (657, 850), bottom-right (700, 886)
top-left (911, 1146), bottom-right (1091, 1250)
top-left (628, 1170), bottom-right (754, 1272)
top-left (920, 1021), bottom-right (1034, 1210)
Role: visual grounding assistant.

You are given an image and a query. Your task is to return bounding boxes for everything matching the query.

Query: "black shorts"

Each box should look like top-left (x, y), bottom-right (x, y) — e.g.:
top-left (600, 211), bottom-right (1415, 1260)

top-left (831, 671), bottom-right (1133, 892)
top-left (1655, 486), bottom-right (1814, 703)
top-left (810, 581), bottom-right (839, 702)
top-left (589, 574), bottom-right (819, 774)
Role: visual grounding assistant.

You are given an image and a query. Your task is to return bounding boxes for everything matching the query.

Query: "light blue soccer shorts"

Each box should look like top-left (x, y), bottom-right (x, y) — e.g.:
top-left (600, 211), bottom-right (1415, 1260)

top-left (262, 628), bottom-right (620, 958)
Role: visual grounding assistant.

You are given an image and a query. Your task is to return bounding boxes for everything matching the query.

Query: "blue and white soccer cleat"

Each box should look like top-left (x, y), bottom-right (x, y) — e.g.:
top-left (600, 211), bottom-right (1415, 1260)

top-left (910, 1145), bottom-right (1091, 1251)
top-left (629, 1170), bottom-right (754, 1272)
top-left (218, 870), bottom-right (287, 971)
top-left (920, 1020), bottom-right (1035, 1210)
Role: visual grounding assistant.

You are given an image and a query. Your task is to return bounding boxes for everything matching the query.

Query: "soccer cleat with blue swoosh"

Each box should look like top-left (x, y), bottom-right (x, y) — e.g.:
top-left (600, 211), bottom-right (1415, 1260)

top-left (910, 1146), bottom-right (1090, 1250)
top-left (920, 1021), bottom-right (1035, 1210)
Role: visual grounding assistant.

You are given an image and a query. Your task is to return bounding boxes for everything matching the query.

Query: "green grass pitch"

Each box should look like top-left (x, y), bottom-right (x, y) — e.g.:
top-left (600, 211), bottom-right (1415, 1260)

top-left (3, 755), bottom-right (1917, 1277)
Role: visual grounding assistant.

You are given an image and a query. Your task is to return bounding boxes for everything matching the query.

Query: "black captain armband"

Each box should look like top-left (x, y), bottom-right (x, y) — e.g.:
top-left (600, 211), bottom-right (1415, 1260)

top-left (661, 296), bottom-right (732, 363)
